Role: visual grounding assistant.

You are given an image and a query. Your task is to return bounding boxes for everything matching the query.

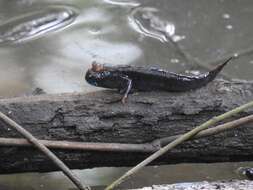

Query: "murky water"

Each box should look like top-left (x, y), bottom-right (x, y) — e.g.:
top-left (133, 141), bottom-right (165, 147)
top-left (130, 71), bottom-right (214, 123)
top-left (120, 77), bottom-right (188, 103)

top-left (0, 162), bottom-right (252, 190)
top-left (0, 0), bottom-right (253, 98)
top-left (0, 0), bottom-right (253, 189)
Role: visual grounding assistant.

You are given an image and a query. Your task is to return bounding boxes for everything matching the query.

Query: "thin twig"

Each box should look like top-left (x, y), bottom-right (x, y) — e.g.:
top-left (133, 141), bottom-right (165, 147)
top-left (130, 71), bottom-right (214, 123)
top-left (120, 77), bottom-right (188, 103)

top-left (0, 111), bottom-right (90, 190)
top-left (0, 138), bottom-right (157, 152)
top-left (105, 100), bottom-right (253, 190)
top-left (0, 115), bottom-right (253, 154)
top-left (154, 114), bottom-right (253, 147)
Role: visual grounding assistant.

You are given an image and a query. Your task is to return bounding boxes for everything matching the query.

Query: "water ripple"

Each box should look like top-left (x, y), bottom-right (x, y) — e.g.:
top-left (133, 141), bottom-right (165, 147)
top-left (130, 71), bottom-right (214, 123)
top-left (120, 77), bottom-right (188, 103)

top-left (129, 6), bottom-right (185, 43)
top-left (0, 6), bottom-right (78, 45)
top-left (104, 0), bottom-right (140, 7)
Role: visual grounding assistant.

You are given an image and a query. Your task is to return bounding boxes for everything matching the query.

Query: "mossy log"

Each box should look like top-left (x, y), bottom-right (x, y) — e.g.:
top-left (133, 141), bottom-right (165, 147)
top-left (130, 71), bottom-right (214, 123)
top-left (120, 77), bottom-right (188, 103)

top-left (0, 79), bottom-right (253, 173)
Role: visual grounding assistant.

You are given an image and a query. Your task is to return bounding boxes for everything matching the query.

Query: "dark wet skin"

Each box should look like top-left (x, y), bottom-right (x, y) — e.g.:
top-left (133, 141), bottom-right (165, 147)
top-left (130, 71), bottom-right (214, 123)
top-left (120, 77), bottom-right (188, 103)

top-left (85, 57), bottom-right (232, 103)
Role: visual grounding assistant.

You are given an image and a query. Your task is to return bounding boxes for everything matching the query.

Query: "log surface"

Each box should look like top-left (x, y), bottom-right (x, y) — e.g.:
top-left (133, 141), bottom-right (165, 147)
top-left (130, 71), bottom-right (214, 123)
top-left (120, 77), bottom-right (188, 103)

top-left (0, 79), bottom-right (253, 173)
top-left (130, 180), bottom-right (253, 190)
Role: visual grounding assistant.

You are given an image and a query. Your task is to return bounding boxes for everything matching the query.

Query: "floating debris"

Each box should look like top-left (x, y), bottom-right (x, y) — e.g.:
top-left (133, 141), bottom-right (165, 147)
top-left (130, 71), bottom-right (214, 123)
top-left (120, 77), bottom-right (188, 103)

top-left (222, 13), bottom-right (230, 19)
top-left (172, 35), bottom-right (185, 42)
top-left (170, 58), bottom-right (179, 63)
top-left (0, 6), bottom-right (78, 45)
top-left (226, 24), bottom-right (233, 30)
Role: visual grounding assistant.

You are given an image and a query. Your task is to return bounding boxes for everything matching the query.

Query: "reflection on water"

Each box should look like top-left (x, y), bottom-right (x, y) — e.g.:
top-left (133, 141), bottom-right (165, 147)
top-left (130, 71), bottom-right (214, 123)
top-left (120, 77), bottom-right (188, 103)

top-left (104, 0), bottom-right (140, 7)
top-left (34, 40), bottom-right (141, 94)
top-left (129, 6), bottom-right (183, 43)
top-left (2, 0), bottom-right (253, 98)
top-left (0, 162), bottom-right (253, 190)
top-left (0, 0), bottom-right (253, 189)
top-left (0, 5), bottom-right (77, 45)
top-left (0, 0), bottom-right (252, 98)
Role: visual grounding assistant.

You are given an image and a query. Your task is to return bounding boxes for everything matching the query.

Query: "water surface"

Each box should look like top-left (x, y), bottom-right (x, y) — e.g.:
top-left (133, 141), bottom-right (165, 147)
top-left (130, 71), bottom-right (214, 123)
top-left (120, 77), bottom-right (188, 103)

top-left (0, 0), bottom-right (253, 189)
top-left (1, 0), bottom-right (252, 98)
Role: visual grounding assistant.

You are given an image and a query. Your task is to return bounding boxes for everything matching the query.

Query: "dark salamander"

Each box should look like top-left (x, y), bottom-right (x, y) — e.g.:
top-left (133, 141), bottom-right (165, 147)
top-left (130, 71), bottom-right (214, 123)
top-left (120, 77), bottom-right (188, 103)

top-left (85, 57), bottom-right (232, 103)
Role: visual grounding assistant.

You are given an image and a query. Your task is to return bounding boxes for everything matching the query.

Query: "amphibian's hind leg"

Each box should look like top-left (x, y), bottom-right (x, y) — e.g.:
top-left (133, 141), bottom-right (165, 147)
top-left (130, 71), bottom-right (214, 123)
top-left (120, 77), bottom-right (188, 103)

top-left (119, 76), bottom-right (132, 104)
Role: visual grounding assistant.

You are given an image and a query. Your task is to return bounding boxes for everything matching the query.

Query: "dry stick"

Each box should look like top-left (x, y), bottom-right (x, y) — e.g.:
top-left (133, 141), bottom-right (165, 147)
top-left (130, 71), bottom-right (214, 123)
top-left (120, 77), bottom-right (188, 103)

top-left (0, 115), bottom-right (253, 153)
top-left (105, 100), bottom-right (253, 190)
top-left (154, 114), bottom-right (253, 147)
top-left (0, 112), bottom-right (90, 190)
top-left (0, 138), bottom-right (156, 153)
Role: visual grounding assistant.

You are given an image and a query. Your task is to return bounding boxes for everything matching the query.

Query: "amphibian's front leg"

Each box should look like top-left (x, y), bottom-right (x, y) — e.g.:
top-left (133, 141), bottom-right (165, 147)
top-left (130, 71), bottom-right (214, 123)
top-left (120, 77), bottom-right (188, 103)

top-left (119, 76), bottom-right (132, 104)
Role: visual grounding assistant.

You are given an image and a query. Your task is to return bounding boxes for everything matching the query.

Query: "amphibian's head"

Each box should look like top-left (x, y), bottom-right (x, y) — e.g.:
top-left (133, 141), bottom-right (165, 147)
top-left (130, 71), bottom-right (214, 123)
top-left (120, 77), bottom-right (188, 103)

top-left (85, 62), bottom-right (106, 87)
top-left (85, 62), bottom-right (119, 89)
top-left (91, 62), bottom-right (105, 72)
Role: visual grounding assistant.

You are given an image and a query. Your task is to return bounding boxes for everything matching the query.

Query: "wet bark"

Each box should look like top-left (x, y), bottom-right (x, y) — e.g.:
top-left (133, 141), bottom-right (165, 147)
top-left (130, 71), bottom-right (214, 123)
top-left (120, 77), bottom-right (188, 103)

top-left (0, 79), bottom-right (253, 173)
top-left (130, 180), bottom-right (253, 190)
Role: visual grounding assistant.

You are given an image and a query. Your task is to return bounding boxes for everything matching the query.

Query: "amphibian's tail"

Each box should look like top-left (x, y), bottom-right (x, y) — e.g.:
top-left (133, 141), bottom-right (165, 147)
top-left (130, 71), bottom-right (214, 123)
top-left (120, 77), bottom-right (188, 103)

top-left (207, 57), bottom-right (233, 81)
top-left (175, 56), bottom-right (233, 91)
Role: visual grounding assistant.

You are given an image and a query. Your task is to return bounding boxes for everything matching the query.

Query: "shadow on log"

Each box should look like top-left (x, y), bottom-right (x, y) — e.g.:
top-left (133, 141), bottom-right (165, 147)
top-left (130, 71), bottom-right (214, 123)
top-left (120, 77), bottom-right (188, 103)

top-left (0, 79), bottom-right (253, 173)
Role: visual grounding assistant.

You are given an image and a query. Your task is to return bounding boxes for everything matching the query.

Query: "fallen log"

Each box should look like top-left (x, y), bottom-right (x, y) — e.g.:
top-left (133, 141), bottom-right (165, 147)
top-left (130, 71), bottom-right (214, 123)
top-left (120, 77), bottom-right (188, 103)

top-left (0, 79), bottom-right (253, 173)
top-left (130, 180), bottom-right (253, 190)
